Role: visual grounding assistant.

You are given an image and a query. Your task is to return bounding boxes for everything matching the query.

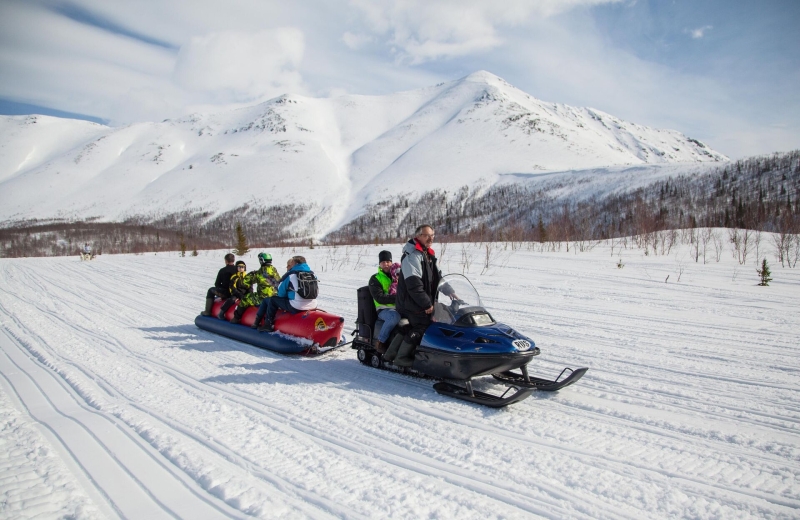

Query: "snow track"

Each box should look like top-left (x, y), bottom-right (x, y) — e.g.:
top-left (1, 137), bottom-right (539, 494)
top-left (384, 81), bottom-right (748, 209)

top-left (0, 329), bottom-right (245, 520)
top-left (1, 244), bottom-right (799, 519)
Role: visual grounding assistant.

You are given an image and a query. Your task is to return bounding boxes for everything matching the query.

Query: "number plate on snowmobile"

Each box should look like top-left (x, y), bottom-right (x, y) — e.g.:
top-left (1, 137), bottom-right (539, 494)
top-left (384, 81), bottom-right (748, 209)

top-left (512, 339), bottom-right (531, 351)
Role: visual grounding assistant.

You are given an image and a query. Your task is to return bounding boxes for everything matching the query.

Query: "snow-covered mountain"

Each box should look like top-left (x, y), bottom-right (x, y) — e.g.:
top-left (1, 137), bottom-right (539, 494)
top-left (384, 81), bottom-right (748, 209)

top-left (0, 71), bottom-right (727, 235)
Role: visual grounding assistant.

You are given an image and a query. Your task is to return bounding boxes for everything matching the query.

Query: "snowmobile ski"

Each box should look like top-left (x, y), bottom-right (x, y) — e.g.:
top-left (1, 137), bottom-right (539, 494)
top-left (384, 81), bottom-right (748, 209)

top-left (492, 366), bottom-right (588, 391)
top-left (433, 381), bottom-right (534, 408)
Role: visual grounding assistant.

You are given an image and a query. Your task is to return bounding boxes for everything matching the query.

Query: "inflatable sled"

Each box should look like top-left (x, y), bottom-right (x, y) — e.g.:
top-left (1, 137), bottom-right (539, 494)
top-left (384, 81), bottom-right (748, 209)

top-left (195, 299), bottom-right (345, 355)
top-left (353, 274), bottom-right (587, 408)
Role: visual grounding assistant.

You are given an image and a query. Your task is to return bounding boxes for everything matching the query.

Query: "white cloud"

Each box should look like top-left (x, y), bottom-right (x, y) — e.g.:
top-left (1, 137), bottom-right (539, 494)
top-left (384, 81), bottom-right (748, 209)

top-left (687, 25), bottom-right (713, 39)
top-left (0, 0), bottom-right (794, 158)
top-left (491, 16), bottom-right (789, 158)
top-left (347, 0), bottom-right (622, 63)
top-left (342, 31), bottom-right (373, 50)
top-left (173, 29), bottom-right (306, 102)
top-left (0, 1), bottom-right (177, 121)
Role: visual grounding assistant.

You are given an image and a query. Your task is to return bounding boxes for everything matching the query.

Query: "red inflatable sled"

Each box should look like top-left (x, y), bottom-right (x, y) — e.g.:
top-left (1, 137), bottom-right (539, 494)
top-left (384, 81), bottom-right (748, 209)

top-left (195, 299), bottom-right (345, 355)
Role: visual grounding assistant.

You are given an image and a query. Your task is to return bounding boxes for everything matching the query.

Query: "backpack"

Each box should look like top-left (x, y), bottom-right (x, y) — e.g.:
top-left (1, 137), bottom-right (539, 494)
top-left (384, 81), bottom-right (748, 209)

top-left (294, 271), bottom-right (319, 299)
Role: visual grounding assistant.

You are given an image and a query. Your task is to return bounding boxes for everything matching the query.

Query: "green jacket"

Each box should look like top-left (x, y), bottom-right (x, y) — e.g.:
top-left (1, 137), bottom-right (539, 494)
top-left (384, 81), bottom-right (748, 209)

top-left (368, 269), bottom-right (396, 310)
top-left (243, 265), bottom-right (280, 304)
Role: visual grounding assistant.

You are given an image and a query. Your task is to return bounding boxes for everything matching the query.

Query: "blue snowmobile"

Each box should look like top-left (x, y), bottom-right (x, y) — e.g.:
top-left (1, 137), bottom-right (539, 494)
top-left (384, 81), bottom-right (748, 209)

top-left (353, 274), bottom-right (587, 407)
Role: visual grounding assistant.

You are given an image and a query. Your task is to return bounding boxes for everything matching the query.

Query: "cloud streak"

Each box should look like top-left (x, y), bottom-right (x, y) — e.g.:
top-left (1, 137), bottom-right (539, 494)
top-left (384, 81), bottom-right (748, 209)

top-left (347, 0), bottom-right (622, 63)
top-left (0, 0), bottom-right (796, 158)
top-left (173, 29), bottom-right (306, 101)
top-left (687, 25), bottom-right (713, 39)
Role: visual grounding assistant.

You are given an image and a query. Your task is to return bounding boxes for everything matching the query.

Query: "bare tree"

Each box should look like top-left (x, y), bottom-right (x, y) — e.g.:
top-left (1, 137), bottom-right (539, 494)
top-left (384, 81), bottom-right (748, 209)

top-left (711, 230), bottom-right (723, 262)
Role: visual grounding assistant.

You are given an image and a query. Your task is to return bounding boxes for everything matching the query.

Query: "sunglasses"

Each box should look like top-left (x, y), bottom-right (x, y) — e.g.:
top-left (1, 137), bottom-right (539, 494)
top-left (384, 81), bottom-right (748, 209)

top-left (237, 266), bottom-right (246, 269)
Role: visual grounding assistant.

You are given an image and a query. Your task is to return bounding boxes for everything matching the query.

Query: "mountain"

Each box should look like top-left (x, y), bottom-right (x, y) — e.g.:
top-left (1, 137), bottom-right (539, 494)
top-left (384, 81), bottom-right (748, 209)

top-left (0, 71), bottom-right (727, 237)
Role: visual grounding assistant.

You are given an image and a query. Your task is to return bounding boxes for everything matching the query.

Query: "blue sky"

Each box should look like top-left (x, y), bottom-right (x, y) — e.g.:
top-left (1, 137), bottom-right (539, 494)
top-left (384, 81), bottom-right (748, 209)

top-left (0, 0), bottom-right (797, 158)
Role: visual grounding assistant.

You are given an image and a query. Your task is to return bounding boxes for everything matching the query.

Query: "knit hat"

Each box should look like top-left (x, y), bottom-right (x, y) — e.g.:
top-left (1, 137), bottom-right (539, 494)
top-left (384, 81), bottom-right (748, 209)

top-left (235, 260), bottom-right (246, 269)
top-left (378, 250), bottom-right (392, 263)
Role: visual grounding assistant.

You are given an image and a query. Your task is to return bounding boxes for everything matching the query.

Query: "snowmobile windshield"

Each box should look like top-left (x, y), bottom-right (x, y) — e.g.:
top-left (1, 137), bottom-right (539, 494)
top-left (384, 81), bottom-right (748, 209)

top-left (433, 275), bottom-right (495, 326)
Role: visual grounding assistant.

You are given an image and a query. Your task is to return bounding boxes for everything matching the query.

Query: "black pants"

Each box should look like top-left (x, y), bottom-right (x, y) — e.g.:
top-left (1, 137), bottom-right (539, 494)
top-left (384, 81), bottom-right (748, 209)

top-left (404, 312), bottom-right (432, 345)
top-left (206, 287), bottom-right (230, 299)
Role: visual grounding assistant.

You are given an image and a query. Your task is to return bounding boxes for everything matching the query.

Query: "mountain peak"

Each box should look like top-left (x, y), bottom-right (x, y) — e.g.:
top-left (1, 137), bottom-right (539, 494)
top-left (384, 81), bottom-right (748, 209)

top-left (461, 70), bottom-right (508, 86)
top-left (0, 72), bottom-right (728, 229)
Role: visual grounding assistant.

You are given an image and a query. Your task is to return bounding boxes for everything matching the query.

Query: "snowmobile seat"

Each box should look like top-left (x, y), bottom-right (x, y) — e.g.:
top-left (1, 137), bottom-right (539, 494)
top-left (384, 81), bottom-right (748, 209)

top-left (356, 286), bottom-right (377, 340)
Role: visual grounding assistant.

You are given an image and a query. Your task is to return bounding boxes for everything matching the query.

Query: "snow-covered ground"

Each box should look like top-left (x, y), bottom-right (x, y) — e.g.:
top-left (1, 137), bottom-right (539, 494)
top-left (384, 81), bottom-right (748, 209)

top-left (1, 237), bottom-right (798, 519)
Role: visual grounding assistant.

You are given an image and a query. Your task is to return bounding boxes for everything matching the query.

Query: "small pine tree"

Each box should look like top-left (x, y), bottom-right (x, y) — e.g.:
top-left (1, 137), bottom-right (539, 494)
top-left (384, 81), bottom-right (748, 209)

top-left (234, 222), bottom-right (249, 256)
top-left (756, 258), bottom-right (772, 286)
top-left (537, 216), bottom-right (547, 243)
top-left (191, 248), bottom-right (198, 257)
top-left (179, 233), bottom-right (186, 257)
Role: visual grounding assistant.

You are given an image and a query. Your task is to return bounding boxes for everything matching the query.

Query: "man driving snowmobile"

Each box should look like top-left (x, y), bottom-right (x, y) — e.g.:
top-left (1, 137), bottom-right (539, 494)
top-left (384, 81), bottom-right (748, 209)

top-left (384, 225), bottom-right (455, 367)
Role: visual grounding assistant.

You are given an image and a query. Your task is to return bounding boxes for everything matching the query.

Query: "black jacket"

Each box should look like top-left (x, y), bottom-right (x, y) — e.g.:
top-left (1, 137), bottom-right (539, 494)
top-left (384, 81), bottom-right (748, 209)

top-left (396, 239), bottom-right (442, 316)
top-left (214, 265), bottom-right (238, 298)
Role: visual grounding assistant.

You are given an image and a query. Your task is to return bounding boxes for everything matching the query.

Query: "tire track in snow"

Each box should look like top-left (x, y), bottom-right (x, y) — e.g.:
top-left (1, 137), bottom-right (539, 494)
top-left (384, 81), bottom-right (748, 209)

top-left (1, 267), bottom-right (619, 519)
top-left (0, 323), bottom-right (342, 518)
top-left (6, 260), bottom-right (800, 512)
top-left (0, 328), bottom-right (247, 520)
top-left (3, 252), bottom-right (799, 519)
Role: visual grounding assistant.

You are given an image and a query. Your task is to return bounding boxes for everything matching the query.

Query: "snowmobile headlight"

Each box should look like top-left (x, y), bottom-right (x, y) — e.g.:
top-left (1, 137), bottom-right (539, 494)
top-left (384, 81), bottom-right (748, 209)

top-left (512, 339), bottom-right (531, 351)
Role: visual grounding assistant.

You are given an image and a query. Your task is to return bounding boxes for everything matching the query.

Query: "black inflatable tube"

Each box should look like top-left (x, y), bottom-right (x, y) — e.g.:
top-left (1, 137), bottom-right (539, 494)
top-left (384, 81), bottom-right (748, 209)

top-left (195, 315), bottom-right (311, 354)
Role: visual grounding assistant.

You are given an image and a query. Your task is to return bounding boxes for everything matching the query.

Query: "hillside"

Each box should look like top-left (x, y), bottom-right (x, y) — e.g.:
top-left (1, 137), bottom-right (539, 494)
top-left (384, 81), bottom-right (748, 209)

top-left (0, 71), bottom-right (726, 241)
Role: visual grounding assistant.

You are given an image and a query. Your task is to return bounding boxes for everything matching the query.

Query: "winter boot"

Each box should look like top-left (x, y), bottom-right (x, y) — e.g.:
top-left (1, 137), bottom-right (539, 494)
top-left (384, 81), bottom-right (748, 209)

top-left (258, 319), bottom-right (274, 332)
top-left (217, 299), bottom-right (234, 320)
top-left (251, 311), bottom-right (264, 329)
top-left (382, 334), bottom-right (404, 362)
top-left (373, 338), bottom-right (387, 354)
top-left (393, 340), bottom-right (417, 367)
top-left (231, 306), bottom-right (245, 325)
top-left (201, 297), bottom-right (214, 316)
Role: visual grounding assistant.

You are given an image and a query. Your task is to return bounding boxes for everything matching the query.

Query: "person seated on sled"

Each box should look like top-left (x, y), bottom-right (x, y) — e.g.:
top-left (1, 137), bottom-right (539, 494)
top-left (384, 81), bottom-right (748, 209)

top-left (231, 253), bottom-right (280, 324)
top-left (368, 250), bottom-right (401, 353)
top-left (217, 260), bottom-right (250, 320)
top-left (81, 243), bottom-right (93, 260)
top-left (252, 255), bottom-right (318, 332)
top-left (384, 225), bottom-right (456, 367)
top-left (202, 253), bottom-right (237, 316)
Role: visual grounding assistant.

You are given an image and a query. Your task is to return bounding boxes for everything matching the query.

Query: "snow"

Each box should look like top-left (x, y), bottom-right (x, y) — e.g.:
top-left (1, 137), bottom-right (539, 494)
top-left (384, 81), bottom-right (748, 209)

top-left (0, 71), bottom-right (727, 235)
top-left (1, 237), bottom-right (798, 519)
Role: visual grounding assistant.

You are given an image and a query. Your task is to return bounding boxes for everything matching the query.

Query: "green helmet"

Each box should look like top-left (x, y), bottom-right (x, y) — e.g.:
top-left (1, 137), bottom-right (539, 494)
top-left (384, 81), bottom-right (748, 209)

top-left (258, 252), bottom-right (272, 266)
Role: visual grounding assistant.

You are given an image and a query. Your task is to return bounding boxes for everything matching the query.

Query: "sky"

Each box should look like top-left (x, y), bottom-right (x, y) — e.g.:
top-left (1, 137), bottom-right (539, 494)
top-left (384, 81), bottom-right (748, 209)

top-left (0, 0), bottom-right (797, 159)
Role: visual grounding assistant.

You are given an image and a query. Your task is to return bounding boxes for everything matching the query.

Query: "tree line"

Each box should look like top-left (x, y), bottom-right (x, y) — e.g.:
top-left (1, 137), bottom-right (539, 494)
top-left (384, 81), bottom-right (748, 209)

top-left (328, 150), bottom-right (799, 245)
top-left (2, 150), bottom-right (797, 258)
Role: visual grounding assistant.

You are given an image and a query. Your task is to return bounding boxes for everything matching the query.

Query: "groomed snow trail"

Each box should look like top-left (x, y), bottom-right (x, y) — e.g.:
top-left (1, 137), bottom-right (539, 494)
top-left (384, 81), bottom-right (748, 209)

top-left (0, 241), bottom-right (798, 519)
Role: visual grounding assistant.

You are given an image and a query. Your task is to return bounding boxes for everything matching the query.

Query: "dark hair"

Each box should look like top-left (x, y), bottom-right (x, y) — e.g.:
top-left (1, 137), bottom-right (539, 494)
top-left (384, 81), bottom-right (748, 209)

top-left (224, 253), bottom-right (235, 263)
top-left (292, 255), bottom-right (307, 265)
top-left (415, 224), bottom-right (434, 235)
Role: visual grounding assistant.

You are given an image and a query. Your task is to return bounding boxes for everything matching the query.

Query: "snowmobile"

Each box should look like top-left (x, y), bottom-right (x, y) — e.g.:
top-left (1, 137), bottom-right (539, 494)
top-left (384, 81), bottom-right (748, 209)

top-left (195, 299), bottom-right (345, 355)
top-left (353, 274), bottom-right (587, 407)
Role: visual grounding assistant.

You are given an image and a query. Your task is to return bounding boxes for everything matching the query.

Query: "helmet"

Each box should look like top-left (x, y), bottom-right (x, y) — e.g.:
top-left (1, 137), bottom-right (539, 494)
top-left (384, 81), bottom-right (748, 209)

top-left (258, 253), bottom-right (272, 266)
top-left (235, 260), bottom-right (246, 269)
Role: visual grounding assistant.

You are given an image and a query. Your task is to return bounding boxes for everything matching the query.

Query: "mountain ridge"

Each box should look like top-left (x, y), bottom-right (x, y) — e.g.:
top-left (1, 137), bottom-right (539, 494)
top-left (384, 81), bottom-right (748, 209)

top-left (0, 70), bottom-right (728, 237)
